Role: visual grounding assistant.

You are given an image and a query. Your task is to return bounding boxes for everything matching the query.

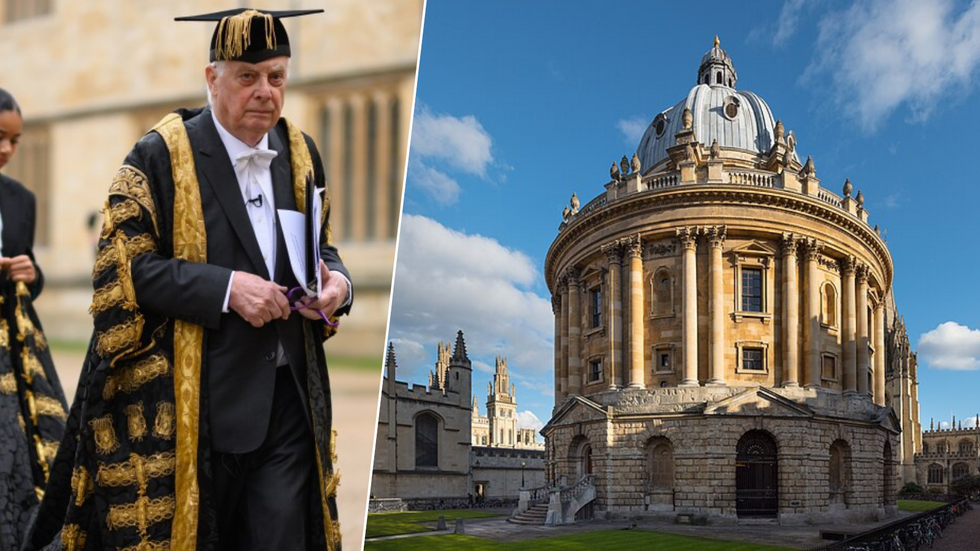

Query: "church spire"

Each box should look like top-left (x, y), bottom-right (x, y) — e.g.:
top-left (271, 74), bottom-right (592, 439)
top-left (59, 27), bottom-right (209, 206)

top-left (452, 330), bottom-right (469, 362)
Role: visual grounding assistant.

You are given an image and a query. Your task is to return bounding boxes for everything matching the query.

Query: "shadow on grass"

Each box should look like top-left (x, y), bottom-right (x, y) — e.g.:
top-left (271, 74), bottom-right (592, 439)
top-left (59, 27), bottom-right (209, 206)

top-left (366, 510), bottom-right (504, 538)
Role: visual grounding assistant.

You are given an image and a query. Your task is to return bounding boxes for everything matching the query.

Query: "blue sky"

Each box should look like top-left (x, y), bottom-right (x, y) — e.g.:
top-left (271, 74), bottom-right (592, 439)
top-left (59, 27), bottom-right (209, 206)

top-left (387, 0), bottom-right (980, 435)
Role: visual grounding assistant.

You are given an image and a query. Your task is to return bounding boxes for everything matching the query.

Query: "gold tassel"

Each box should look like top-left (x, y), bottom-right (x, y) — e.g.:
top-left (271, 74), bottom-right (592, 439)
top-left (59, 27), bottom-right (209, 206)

top-left (215, 10), bottom-right (276, 61)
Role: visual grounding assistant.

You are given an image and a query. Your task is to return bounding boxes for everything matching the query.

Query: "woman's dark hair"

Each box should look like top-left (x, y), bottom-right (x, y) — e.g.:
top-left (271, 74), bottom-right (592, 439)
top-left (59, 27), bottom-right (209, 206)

top-left (0, 88), bottom-right (21, 115)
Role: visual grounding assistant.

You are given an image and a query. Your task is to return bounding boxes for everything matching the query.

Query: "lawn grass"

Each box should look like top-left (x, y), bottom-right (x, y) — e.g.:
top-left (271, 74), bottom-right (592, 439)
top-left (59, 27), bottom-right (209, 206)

top-left (365, 510), bottom-right (504, 538)
top-left (328, 354), bottom-right (384, 373)
top-left (364, 529), bottom-right (795, 550)
top-left (898, 499), bottom-right (945, 512)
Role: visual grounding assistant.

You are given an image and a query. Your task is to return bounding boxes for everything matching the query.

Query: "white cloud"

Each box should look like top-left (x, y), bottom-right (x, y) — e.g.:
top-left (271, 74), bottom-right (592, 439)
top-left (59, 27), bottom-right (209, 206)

top-left (616, 116), bottom-right (649, 147)
top-left (410, 106), bottom-right (494, 177)
top-left (917, 321), bottom-right (980, 370)
top-left (803, 0), bottom-right (980, 132)
top-left (407, 158), bottom-right (460, 206)
top-left (773, 0), bottom-right (809, 46)
top-left (472, 359), bottom-right (495, 375)
top-left (388, 215), bottom-right (554, 384)
top-left (517, 410), bottom-right (544, 434)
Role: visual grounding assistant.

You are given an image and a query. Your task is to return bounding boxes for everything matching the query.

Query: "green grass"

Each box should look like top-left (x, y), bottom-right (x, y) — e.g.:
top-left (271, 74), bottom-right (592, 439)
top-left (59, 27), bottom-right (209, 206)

top-left (365, 510), bottom-right (504, 538)
top-left (898, 499), bottom-right (945, 512)
top-left (364, 529), bottom-right (795, 550)
top-left (328, 354), bottom-right (384, 373)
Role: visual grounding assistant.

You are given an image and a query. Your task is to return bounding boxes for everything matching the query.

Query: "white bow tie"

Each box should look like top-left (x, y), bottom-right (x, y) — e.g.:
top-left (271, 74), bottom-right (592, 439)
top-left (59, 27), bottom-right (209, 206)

top-left (234, 148), bottom-right (278, 172)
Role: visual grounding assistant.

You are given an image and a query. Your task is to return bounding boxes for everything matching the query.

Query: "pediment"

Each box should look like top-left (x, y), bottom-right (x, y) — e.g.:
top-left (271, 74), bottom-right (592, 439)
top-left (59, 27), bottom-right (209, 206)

top-left (704, 387), bottom-right (814, 418)
top-left (731, 240), bottom-right (776, 257)
top-left (876, 407), bottom-right (902, 434)
top-left (541, 395), bottom-right (610, 434)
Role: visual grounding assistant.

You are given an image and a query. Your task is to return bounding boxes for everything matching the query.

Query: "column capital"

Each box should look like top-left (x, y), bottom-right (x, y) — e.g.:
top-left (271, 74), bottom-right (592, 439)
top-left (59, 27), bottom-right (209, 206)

top-left (839, 255), bottom-right (857, 276)
top-left (601, 240), bottom-right (623, 263)
top-left (624, 234), bottom-right (643, 259)
top-left (780, 233), bottom-right (798, 257)
top-left (705, 225), bottom-right (727, 249)
top-left (551, 295), bottom-right (561, 315)
top-left (675, 227), bottom-right (698, 250)
top-left (801, 238), bottom-right (821, 261)
top-left (856, 263), bottom-right (870, 283)
top-left (561, 266), bottom-right (581, 287)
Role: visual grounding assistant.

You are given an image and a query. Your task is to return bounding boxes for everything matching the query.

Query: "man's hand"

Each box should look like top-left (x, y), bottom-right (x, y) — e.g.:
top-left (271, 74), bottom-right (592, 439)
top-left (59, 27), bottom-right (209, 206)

top-left (296, 260), bottom-right (348, 321)
top-left (1, 255), bottom-right (36, 284)
top-left (229, 271), bottom-right (291, 328)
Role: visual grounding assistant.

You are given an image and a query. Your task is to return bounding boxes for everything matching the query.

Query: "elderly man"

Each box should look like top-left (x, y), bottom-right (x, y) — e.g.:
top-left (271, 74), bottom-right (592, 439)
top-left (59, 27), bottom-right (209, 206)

top-left (29, 9), bottom-right (349, 551)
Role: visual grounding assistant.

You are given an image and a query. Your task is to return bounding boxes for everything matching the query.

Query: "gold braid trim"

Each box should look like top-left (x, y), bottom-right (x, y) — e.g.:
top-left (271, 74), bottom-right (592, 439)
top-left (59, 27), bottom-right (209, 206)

top-left (120, 541), bottom-right (171, 551)
top-left (0, 319), bottom-right (8, 348)
top-left (91, 233), bottom-right (157, 279)
top-left (108, 165), bottom-right (159, 237)
top-left (71, 466), bottom-right (93, 507)
top-left (107, 198), bottom-right (143, 231)
top-left (153, 113), bottom-right (203, 551)
top-left (90, 280), bottom-right (136, 315)
top-left (0, 372), bottom-right (15, 394)
top-left (95, 314), bottom-right (145, 360)
top-left (153, 402), bottom-right (176, 440)
top-left (106, 494), bottom-right (176, 532)
top-left (20, 348), bottom-right (44, 384)
top-left (214, 10), bottom-right (275, 61)
top-left (103, 354), bottom-right (172, 401)
top-left (125, 401), bottom-right (147, 442)
top-left (96, 451), bottom-right (176, 488)
top-left (34, 394), bottom-right (66, 421)
top-left (61, 524), bottom-right (87, 551)
top-left (90, 415), bottom-right (120, 456)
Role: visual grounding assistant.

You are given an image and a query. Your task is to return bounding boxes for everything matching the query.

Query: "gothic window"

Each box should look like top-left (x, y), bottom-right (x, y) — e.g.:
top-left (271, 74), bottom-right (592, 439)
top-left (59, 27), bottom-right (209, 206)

top-left (927, 464), bottom-right (944, 484)
top-left (953, 463), bottom-right (970, 481)
top-left (958, 440), bottom-right (974, 455)
top-left (741, 268), bottom-right (763, 312)
top-left (415, 413), bottom-right (439, 468)
top-left (590, 287), bottom-right (602, 328)
top-left (822, 283), bottom-right (838, 328)
top-left (647, 438), bottom-right (674, 490)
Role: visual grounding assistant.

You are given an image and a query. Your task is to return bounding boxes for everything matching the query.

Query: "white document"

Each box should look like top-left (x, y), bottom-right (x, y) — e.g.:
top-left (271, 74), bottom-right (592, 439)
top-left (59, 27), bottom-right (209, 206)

top-left (277, 187), bottom-right (324, 297)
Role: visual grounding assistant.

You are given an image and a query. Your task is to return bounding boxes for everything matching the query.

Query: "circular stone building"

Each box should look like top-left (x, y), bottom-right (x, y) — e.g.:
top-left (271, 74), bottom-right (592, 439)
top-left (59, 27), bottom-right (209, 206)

top-left (542, 39), bottom-right (901, 524)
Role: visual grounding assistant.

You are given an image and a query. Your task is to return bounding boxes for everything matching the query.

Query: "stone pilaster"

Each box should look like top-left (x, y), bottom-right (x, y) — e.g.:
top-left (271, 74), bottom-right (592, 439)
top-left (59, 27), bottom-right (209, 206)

top-left (781, 233), bottom-right (800, 387)
top-left (856, 265), bottom-right (870, 396)
top-left (677, 227), bottom-right (699, 387)
top-left (874, 296), bottom-right (886, 406)
top-left (567, 268), bottom-right (582, 395)
top-left (602, 241), bottom-right (623, 389)
top-left (802, 238), bottom-right (822, 389)
top-left (552, 293), bottom-right (562, 400)
top-left (559, 275), bottom-right (570, 399)
top-left (626, 236), bottom-right (645, 389)
top-left (706, 225), bottom-right (727, 386)
top-left (841, 256), bottom-right (857, 395)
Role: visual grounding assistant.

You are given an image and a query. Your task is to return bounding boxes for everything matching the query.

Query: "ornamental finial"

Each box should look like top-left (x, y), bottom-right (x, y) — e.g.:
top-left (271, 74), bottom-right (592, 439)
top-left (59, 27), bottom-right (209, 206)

top-left (714, 35), bottom-right (720, 48)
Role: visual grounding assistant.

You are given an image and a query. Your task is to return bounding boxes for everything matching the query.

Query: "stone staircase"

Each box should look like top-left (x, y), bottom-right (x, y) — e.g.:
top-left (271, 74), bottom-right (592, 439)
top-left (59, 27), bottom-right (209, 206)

top-left (508, 503), bottom-right (549, 525)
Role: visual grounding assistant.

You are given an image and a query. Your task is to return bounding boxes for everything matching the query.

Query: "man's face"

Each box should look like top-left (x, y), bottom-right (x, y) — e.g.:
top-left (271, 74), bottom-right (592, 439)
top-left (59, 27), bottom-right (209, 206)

top-left (207, 57), bottom-right (288, 146)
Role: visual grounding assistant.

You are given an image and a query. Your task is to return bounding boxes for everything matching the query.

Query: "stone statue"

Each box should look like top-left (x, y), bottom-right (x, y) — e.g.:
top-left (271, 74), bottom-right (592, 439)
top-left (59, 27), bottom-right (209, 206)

top-left (620, 155), bottom-right (630, 177)
top-left (610, 161), bottom-right (620, 182)
top-left (842, 178), bottom-right (853, 198)
top-left (710, 139), bottom-right (720, 159)
top-left (630, 152), bottom-right (641, 174)
top-left (570, 192), bottom-right (580, 214)
top-left (562, 205), bottom-right (571, 221)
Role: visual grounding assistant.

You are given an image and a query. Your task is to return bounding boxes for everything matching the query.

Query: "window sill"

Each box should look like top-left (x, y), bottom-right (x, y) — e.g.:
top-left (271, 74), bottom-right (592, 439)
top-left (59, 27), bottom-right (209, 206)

top-left (732, 311), bottom-right (772, 324)
top-left (585, 326), bottom-right (606, 338)
top-left (735, 368), bottom-right (769, 375)
top-left (650, 313), bottom-right (676, 320)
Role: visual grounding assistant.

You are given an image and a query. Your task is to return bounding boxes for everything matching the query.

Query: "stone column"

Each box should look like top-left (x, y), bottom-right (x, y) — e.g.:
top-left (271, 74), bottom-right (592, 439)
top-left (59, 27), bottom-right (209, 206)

top-left (874, 296), bottom-right (886, 406)
top-left (348, 93), bottom-right (368, 241)
top-left (677, 227), bottom-right (699, 387)
top-left (552, 294), bottom-right (562, 401)
top-left (856, 265), bottom-right (870, 396)
top-left (841, 256), bottom-right (857, 395)
top-left (706, 226), bottom-right (727, 386)
top-left (559, 277), bottom-right (570, 399)
top-left (802, 239), bottom-right (822, 389)
top-left (567, 268), bottom-right (583, 395)
top-left (627, 236), bottom-right (645, 388)
top-left (372, 90), bottom-right (393, 239)
top-left (602, 241), bottom-right (623, 389)
top-left (781, 234), bottom-right (800, 387)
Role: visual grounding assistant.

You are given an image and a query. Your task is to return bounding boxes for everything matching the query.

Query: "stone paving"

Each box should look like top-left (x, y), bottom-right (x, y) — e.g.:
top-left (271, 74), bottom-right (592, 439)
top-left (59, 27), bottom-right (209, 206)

top-left (928, 505), bottom-right (980, 551)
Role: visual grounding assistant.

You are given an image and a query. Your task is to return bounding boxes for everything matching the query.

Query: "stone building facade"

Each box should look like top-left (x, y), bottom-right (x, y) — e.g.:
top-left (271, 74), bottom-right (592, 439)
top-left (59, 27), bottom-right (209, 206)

top-left (915, 419), bottom-right (980, 493)
top-left (542, 39), bottom-right (904, 524)
top-left (372, 332), bottom-right (545, 504)
top-left (885, 311), bottom-right (922, 484)
top-left (0, 0), bottom-right (422, 355)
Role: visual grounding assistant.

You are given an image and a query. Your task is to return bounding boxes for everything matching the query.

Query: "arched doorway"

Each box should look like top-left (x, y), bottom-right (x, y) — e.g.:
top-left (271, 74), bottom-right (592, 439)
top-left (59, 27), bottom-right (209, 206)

top-left (736, 430), bottom-right (778, 518)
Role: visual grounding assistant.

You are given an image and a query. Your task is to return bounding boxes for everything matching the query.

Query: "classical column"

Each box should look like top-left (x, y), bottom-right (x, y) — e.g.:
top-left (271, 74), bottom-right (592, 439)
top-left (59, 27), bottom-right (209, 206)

top-left (627, 236), bottom-right (645, 388)
top-left (567, 268), bottom-right (583, 395)
top-left (802, 238), bottom-right (822, 389)
top-left (677, 227), bottom-right (699, 387)
top-left (706, 226), bottom-right (727, 386)
top-left (559, 276), bottom-right (570, 399)
top-left (324, 98), bottom-right (345, 240)
top-left (781, 234), bottom-right (800, 387)
top-left (552, 294), bottom-right (563, 400)
top-left (602, 241), bottom-right (623, 389)
top-left (841, 256), bottom-right (857, 395)
top-left (371, 90), bottom-right (393, 239)
top-left (856, 265), bottom-right (870, 396)
top-left (348, 93), bottom-right (368, 241)
top-left (874, 296), bottom-right (886, 406)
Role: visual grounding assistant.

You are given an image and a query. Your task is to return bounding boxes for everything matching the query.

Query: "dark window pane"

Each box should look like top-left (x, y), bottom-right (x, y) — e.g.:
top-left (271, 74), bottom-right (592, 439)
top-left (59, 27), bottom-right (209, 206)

top-left (743, 348), bottom-right (764, 371)
top-left (415, 414), bottom-right (438, 468)
top-left (742, 268), bottom-right (763, 312)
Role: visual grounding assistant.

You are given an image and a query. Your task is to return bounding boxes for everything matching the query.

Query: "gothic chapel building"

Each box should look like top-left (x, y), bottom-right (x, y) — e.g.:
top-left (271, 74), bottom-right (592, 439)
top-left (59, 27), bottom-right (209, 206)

top-left (542, 39), bottom-right (911, 524)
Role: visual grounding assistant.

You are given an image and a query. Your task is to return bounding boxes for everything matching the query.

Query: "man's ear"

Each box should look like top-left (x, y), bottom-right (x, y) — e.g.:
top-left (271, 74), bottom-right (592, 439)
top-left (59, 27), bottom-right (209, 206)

top-left (205, 65), bottom-right (217, 97)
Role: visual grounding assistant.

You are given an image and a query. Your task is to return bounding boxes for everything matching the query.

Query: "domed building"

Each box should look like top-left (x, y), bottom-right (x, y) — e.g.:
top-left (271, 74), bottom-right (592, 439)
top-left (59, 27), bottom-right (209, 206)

top-left (541, 38), bottom-right (904, 525)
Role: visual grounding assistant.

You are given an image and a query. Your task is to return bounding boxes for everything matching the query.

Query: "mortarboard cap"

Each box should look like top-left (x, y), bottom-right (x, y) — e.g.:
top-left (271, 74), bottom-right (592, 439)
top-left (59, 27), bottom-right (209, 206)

top-left (176, 8), bottom-right (323, 63)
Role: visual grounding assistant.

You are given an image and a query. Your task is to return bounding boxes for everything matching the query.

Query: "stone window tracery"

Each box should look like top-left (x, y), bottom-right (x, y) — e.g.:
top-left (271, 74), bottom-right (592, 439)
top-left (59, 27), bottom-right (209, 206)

top-left (952, 463), bottom-right (970, 480)
top-left (959, 440), bottom-right (974, 455)
top-left (928, 464), bottom-right (944, 484)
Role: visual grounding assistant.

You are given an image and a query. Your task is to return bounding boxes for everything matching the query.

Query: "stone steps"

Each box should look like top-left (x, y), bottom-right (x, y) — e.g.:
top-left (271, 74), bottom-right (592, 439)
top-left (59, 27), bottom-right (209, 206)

top-left (508, 503), bottom-right (550, 525)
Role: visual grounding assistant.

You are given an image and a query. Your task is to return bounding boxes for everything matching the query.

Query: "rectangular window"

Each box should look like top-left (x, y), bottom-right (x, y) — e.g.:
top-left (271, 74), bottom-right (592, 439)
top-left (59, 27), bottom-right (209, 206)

top-left (589, 360), bottom-right (602, 382)
top-left (742, 348), bottom-right (764, 371)
top-left (590, 288), bottom-right (602, 328)
top-left (822, 355), bottom-right (837, 381)
top-left (660, 353), bottom-right (670, 369)
top-left (741, 268), bottom-right (763, 312)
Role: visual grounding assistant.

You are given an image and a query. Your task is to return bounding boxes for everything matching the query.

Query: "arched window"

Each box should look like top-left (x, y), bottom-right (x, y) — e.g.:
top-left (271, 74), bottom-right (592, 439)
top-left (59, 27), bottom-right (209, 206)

top-left (953, 463), bottom-right (970, 481)
top-left (415, 413), bottom-right (439, 468)
top-left (822, 283), bottom-right (838, 327)
top-left (829, 440), bottom-right (851, 504)
top-left (958, 440), bottom-right (974, 455)
top-left (736, 430), bottom-right (779, 518)
top-left (652, 268), bottom-right (673, 317)
top-left (647, 438), bottom-right (674, 490)
top-left (928, 464), bottom-right (944, 484)
top-left (716, 72), bottom-right (722, 84)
